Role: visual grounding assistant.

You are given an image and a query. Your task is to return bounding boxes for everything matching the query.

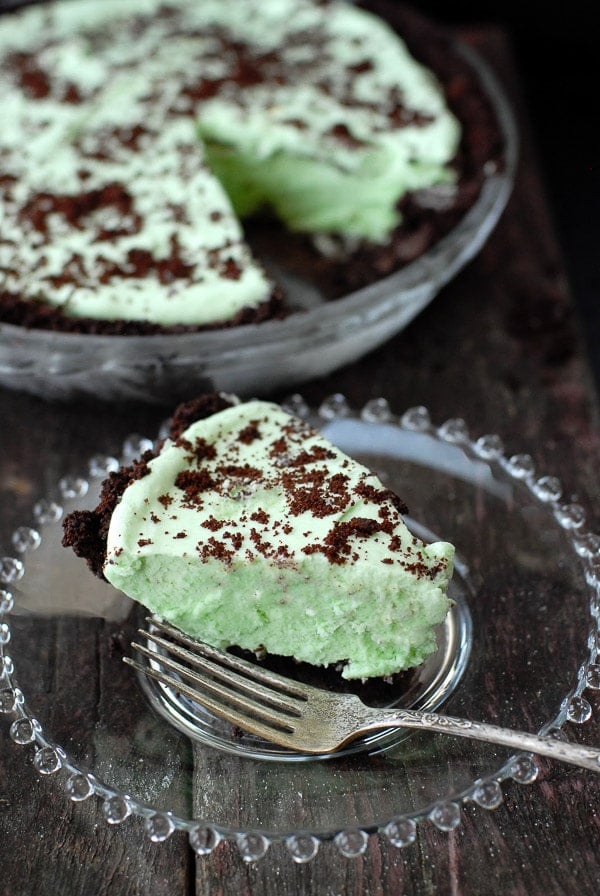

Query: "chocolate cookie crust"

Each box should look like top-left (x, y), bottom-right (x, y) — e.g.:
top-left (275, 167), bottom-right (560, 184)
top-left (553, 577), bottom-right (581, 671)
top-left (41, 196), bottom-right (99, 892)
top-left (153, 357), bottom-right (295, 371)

top-left (62, 393), bottom-right (236, 575)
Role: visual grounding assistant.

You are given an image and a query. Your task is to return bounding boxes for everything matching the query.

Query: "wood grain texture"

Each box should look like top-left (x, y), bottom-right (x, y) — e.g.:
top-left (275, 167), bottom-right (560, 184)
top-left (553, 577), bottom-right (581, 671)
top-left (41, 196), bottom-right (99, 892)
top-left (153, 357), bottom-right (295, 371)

top-left (1, 17), bottom-right (600, 896)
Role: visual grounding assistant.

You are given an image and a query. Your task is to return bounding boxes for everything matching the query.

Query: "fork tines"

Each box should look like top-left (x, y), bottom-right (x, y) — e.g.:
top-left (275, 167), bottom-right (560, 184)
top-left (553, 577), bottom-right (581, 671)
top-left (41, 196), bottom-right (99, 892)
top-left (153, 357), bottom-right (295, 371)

top-left (124, 617), bottom-right (310, 740)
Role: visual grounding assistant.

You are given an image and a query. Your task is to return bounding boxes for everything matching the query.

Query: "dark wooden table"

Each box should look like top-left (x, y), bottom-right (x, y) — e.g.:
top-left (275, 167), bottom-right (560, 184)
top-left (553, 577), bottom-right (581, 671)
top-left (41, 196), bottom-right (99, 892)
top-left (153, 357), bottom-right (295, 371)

top-left (2, 26), bottom-right (600, 896)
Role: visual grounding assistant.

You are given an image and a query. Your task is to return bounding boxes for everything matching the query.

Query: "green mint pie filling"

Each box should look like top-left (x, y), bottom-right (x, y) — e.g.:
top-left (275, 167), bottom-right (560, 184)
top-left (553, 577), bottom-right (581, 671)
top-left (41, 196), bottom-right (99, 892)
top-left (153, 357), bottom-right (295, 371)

top-left (201, 141), bottom-right (457, 243)
top-left (104, 401), bottom-right (454, 679)
top-left (194, 0), bottom-right (460, 242)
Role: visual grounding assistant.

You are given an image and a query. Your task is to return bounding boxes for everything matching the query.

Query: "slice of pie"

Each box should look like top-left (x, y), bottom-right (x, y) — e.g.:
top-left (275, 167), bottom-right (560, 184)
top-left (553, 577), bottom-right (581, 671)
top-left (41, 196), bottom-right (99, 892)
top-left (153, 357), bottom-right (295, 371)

top-left (63, 394), bottom-right (454, 680)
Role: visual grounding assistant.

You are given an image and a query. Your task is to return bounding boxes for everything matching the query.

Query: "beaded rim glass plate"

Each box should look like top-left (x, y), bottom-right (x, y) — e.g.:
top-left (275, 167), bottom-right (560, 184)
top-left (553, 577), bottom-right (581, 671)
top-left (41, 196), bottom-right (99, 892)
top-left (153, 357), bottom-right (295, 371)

top-left (0, 40), bottom-right (517, 403)
top-left (2, 395), bottom-right (600, 864)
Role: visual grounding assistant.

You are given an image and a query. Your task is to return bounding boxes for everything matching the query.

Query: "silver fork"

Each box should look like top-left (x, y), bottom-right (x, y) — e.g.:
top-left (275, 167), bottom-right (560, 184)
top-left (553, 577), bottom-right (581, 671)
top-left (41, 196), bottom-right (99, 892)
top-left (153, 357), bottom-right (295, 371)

top-left (124, 618), bottom-right (600, 770)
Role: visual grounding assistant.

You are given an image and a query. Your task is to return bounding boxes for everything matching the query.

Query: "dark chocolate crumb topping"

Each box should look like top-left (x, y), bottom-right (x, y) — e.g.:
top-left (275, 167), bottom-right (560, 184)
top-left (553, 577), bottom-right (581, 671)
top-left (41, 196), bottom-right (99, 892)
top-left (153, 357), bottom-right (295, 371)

top-left (62, 393), bottom-right (433, 588)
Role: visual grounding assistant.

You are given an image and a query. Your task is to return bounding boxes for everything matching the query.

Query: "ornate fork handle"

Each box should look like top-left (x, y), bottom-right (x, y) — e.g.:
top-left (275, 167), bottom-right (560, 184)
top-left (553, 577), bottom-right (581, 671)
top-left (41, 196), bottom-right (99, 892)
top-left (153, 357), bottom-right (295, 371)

top-left (361, 708), bottom-right (600, 772)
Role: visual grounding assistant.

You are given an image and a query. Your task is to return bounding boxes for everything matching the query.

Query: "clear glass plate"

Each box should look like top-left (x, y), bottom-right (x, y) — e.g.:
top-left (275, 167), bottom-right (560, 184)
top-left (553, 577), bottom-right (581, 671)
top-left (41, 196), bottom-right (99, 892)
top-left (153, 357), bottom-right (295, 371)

top-left (0, 42), bottom-right (517, 403)
top-left (1, 396), bottom-right (599, 863)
